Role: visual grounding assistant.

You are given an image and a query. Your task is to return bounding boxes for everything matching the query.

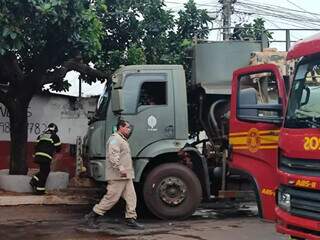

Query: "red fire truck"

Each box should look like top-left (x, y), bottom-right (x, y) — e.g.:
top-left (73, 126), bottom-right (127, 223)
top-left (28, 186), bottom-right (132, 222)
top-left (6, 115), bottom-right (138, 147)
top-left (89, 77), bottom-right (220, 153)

top-left (276, 33), bottom-right (320, 239)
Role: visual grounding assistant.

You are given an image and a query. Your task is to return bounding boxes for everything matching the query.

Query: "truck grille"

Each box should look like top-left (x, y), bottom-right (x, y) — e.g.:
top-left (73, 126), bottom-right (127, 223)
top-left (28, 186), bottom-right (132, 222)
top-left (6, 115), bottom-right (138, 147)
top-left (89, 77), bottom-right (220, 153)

top-left (279, 156), bottom-right (320, 177)
top-left (279, 185), bottom-right (320, 221)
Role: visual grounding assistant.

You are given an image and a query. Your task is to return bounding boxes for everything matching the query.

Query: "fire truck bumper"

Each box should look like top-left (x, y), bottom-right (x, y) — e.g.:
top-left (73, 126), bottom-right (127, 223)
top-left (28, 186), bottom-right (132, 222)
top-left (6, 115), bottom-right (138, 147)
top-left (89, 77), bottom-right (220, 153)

top-left (276, 207), bottom-right (320, 240)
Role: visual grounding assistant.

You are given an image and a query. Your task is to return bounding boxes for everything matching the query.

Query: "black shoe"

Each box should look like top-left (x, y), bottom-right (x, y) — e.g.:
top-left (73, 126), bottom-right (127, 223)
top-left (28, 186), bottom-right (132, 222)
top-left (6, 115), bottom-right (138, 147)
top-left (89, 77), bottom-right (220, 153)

top-left (33, 190), bottom-right (46, 195)
top-left (84, 211), bottom-right (100, 229)
top-left (29, 178), bottom-right (37, 193)
top-left (125, 218), bottom-right (144, 229)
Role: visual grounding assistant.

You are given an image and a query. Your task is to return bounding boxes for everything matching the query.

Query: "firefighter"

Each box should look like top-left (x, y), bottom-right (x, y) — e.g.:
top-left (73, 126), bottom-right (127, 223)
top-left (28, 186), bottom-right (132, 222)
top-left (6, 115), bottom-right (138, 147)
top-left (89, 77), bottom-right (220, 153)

top-left (29, 123), bottom-right (61, 195)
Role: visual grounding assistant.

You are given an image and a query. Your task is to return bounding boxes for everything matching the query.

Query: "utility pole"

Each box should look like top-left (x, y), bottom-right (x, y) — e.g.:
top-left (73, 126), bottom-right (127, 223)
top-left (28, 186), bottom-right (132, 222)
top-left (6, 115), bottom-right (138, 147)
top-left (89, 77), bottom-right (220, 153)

top-left (219, 0), bottom-right (236, 40)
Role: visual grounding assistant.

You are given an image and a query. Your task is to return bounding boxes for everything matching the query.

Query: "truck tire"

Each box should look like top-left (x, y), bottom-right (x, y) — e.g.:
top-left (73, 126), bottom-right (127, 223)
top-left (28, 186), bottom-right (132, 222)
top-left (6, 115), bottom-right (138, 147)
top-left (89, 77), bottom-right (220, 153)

top-left (143, 163), bottom-right (202, 219)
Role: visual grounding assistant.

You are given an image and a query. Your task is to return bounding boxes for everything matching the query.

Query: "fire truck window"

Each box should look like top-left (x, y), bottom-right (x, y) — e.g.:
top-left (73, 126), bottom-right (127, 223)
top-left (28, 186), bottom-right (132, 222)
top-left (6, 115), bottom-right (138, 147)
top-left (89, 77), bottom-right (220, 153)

top-left (139, 82), bottom-right (166, 106)
top-left (238, 71), bottom-right (280, 119)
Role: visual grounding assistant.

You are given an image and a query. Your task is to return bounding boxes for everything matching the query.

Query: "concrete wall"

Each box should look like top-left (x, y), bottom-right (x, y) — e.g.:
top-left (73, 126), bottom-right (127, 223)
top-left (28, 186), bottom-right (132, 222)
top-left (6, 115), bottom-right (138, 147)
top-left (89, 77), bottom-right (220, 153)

top-left (0, 93), bottom-right (97, 176)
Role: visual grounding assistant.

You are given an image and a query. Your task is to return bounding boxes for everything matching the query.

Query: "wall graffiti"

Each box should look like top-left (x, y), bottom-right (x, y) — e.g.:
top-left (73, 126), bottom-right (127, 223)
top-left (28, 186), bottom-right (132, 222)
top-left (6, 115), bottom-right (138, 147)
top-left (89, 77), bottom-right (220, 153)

top-left (0, 94), bottom-right (97, 144)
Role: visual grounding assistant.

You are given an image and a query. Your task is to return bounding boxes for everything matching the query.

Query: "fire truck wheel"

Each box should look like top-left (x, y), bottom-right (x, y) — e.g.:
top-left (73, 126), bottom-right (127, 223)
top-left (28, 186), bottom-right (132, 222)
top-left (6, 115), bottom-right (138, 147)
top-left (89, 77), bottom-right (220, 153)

top-left (143, 163), bottom-right (202, 219)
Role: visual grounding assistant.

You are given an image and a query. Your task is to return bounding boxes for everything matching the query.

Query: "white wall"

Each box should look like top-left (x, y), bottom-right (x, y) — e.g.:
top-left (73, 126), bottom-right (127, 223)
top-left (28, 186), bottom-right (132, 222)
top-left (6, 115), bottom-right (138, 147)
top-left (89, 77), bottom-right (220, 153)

top-left (0, 94), bottom-right (97, 144)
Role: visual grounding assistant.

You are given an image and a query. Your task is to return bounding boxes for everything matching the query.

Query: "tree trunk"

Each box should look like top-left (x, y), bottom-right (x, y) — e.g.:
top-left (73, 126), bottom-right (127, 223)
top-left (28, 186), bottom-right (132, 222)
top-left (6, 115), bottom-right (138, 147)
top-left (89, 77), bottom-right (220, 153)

top-left (8, 99), bottom-right (30, 175)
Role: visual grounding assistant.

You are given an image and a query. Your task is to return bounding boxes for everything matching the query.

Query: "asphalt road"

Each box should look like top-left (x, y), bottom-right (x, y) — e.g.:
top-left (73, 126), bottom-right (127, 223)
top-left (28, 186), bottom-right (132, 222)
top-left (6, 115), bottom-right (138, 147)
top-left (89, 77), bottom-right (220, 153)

top-left (0, 203), bottom-right (288, 240)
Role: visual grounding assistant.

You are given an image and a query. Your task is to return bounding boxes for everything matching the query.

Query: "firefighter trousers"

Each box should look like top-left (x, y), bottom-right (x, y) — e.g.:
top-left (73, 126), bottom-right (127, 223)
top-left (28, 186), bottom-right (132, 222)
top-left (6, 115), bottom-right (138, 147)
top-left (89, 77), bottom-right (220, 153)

top-left (93, 179), bottom-right (137, 219)
top-left (31, 162), bottom-right (51, 194)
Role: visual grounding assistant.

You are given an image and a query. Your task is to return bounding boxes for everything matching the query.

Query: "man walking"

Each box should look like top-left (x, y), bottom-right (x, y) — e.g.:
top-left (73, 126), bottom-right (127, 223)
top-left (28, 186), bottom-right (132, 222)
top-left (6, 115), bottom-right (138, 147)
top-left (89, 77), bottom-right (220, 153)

top-left (29, 123), bottom-right (61, 195)
top-left (85, 120), bottom-right (143, 229)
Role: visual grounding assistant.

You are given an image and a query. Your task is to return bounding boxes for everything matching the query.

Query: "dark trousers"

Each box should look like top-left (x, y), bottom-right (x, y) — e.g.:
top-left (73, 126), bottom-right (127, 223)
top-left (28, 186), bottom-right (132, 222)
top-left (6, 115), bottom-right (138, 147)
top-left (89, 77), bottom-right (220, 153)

top-left (31, 160), bottom-right (51, 193)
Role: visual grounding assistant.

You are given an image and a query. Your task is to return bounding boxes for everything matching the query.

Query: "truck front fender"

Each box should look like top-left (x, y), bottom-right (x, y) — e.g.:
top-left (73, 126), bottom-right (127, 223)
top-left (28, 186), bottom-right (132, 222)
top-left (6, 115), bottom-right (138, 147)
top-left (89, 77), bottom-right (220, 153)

top-left (137, 139), bottom-right (188, 158)
top-left (132, 140), bottom-right (187, 182)
top-left (183, 146), bottom-right (211, 200)
top-left (133, 158), bottom-right (149, 183)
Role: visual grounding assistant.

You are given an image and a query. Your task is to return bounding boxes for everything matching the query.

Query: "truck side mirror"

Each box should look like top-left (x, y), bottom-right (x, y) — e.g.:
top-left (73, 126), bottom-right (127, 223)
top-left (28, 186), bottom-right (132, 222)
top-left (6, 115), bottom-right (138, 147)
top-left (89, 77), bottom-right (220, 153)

top-left (300, 86), bottom-right (310, 106)
top-left (111, 89), bottom-right (124, 113)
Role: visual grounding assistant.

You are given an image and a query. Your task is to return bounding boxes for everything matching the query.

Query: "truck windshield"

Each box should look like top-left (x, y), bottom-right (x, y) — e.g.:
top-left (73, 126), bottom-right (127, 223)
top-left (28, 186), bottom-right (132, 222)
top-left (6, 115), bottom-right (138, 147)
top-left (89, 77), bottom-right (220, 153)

top-left (285, 59), bottom-right (320, 128)
top-left (93, 83), bottom-right (112, 121)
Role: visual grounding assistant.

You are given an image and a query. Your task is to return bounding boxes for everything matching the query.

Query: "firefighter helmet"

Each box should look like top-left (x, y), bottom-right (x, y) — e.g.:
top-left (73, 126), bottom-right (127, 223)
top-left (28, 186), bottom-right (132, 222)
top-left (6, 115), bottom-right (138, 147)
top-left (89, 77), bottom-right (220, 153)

top-left (47, 123), bottom-right (58, 133)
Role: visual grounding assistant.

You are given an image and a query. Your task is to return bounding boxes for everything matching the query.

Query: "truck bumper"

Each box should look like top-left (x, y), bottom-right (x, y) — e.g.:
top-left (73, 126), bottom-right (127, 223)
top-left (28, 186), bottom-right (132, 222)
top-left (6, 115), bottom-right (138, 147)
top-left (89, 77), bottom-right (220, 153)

top-left (276, 207), bottom-right (320, 240)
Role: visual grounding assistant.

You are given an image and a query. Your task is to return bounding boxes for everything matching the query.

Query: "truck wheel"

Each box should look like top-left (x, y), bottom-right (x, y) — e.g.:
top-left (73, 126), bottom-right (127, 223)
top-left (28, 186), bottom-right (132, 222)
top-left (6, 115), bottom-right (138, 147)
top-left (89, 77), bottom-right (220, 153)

top-left (143, 163), bottom-right (202, 219)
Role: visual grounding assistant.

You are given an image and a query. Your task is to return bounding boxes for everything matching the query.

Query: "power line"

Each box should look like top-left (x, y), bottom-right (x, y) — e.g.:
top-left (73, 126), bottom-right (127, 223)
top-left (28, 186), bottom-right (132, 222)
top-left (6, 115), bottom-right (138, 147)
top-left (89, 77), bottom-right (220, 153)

top-left (238, 0), bottom-right (320, 17)
top-left (235, 2), bottom-right (320, 27)
top-left (235, 8), bottom-right (319, 27)
top-left (285, 0), bottom-right (320, 21)
top-left (237, 1), bottom-right (320, 21)
top-left (164, 0), bottom-right (220, 8)
top-left (164, 0), bottom-right (320, 41)
top-left (235, 9), bottom-right (320, 29)
top-left (263, 18), bottom-right (300, 39)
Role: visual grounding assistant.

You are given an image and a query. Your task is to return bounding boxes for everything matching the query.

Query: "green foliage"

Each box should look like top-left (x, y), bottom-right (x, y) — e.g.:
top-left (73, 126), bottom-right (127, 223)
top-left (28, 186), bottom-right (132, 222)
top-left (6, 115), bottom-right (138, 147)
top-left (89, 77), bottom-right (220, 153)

top-left (232, 18), bottom-right (273, 40)
top-left (0, 0), bottom-right (104, 90)
top-left (176, 0), bottom-right (213, 40)
top-left (0, 0), bottom-right (215, 91)
top-left (127, 45), bottom-right (146, 65)
top-left (172, 0), bottom-right (213, 81)
top-left (90, 0), bottom-right (212, 74)
top-left (49, 79), bottom-right (72, 92)
top-left (139, 0), bottom-right (175, 64)
top-left (81, 0), bottom-right (212, 77)
top-left (0, 0), bottom-right (214, 95)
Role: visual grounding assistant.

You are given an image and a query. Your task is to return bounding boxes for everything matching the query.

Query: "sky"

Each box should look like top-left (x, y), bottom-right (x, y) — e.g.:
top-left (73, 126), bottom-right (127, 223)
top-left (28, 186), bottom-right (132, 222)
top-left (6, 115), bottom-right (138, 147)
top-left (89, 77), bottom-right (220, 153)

top-left (59, 0), bottom-right (320, 97)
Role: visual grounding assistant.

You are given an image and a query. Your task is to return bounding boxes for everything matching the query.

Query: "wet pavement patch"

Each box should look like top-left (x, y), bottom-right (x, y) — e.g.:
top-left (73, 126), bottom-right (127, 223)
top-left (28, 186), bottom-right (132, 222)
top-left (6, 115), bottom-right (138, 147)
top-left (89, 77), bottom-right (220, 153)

top-left (228, 224), bottom-right (241, 228)
top-left (76, 223), bottom-right (171, 236)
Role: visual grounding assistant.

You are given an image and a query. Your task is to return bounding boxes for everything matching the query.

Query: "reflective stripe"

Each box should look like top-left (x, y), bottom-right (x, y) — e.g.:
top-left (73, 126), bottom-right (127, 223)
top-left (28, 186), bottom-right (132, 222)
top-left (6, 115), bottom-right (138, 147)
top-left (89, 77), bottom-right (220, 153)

top-left (229, 128), bottom-right (280, 153)
top-left (35, 152), bottom-right (52, 160)
top-left (229, 130), bottom-right (280, 137)
top-left (33, 176), bottom-right (39, 181)
top-left (54, 142), bottom-right (61, 146)
top-left (229, 135), bottom-right (279, 145)
top-left (36, 187), bottom-right (46, 190)
top-left (233, 145), bottom-right (278, 150)
top-left (38, 138), bottom-right (54, 143)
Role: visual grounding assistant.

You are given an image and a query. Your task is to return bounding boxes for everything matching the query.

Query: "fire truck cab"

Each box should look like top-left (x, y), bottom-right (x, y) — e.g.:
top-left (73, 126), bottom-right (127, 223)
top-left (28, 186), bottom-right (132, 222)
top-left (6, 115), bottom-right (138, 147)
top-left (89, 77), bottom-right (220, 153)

top-left (276, 33), bottom-right (320, 240)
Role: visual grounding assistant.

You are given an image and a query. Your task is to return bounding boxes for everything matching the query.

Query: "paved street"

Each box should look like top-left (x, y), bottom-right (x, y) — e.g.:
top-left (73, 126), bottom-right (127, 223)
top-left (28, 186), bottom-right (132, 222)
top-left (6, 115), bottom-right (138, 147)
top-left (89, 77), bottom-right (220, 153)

top-left (0, 202), bottom-right (288, 240)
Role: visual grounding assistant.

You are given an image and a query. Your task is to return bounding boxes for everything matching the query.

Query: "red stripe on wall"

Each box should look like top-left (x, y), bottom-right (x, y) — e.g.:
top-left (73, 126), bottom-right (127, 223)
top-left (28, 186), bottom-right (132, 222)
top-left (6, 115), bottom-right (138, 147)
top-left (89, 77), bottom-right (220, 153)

top-left (0, 141), bottom-right (76, 177)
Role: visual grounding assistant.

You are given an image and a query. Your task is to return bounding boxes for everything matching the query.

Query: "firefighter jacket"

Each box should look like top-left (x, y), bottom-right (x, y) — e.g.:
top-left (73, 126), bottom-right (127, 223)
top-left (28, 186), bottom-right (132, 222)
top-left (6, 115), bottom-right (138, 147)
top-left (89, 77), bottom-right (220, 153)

top-left (34, 131), bottom-right (61, 163)
top-left (105, 132), bottom-right (134, 181)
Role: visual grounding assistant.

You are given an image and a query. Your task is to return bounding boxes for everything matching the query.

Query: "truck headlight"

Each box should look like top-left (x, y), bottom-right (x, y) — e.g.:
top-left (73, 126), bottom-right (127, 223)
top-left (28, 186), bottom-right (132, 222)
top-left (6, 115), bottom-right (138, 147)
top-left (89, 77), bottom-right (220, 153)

top-left (278, 191), bottom-right (291, 212)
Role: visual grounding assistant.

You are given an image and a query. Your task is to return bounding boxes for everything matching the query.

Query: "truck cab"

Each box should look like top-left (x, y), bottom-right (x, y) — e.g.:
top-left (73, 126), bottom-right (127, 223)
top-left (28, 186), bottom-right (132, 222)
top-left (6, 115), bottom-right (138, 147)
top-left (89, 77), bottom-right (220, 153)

top-left (84, 65), bottom-right (189, 182)
top-left (276, 33), bottom-right (320, 240)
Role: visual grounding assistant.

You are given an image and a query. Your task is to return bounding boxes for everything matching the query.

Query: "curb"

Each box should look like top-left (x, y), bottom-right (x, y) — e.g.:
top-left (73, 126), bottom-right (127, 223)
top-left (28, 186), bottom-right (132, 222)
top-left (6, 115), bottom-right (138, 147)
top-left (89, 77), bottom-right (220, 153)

top-left (0, 194), bottom-right (93, 206)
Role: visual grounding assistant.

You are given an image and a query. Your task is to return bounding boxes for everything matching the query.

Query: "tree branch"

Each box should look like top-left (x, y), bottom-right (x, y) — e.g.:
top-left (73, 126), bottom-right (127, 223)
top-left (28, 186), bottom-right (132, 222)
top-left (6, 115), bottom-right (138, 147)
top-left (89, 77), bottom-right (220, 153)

top-left (0, 87), bottom-right (9, 105)
top-left (40, 58), bottom-right (111, 86)
top-left (0, 53), bottom-right (24, 87)
top-left (64, 58), bottom-right (110, 80)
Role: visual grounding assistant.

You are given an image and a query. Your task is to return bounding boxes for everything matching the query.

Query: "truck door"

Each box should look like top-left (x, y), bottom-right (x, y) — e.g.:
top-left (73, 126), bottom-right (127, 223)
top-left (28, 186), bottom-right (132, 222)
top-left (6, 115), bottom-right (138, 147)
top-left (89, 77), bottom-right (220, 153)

top-left (121, 72), bottom-right (174, 156)
top-left (229, 64), bottom-right (287, 220)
